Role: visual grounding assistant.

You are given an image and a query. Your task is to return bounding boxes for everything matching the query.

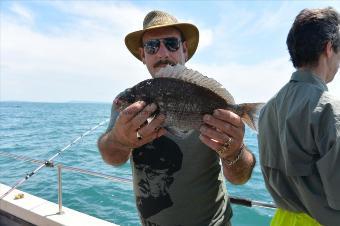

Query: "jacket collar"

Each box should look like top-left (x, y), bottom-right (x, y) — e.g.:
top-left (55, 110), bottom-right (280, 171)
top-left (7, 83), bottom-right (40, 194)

top-left (290, 70), bottom-right (328, 91)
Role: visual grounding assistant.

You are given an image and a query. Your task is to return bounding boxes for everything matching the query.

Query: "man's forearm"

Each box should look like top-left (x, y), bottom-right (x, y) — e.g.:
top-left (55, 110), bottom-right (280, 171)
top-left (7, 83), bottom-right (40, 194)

top-left (98, 132), bottom-right (131, 166)
top-left (222, 147), bottom-right (255, 185)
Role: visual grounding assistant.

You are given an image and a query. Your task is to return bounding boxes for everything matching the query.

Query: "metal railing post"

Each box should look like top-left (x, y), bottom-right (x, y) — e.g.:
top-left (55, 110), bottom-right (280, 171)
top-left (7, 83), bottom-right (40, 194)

top-left (57, 164), bottom-right (64, 214)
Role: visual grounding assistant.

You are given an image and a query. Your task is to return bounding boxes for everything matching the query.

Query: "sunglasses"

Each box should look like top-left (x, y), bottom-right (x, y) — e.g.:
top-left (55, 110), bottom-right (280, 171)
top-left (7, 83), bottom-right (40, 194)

top-left (143, 37), bottom-right (181, 55)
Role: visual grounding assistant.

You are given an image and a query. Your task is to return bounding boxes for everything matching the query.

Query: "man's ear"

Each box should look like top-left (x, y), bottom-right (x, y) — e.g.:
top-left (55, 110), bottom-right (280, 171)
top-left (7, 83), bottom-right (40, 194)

top-left (139, 47), bottom-right (146, 64)
top-left (325, 41), bottom-right (334, 58)
top-left (182, 41), bottom-right (189, 62)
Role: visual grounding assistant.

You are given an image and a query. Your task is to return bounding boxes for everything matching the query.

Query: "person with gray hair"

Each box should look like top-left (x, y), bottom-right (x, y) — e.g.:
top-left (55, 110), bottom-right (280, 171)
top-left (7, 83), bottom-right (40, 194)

top-left (258, 7), bottom-right (340, 226)
top-left (98, 10), bottom-right (256, 225)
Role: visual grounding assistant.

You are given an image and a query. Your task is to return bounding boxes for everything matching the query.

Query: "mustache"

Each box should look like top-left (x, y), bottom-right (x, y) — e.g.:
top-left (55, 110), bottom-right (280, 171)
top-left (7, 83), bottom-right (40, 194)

top-left (153, 60), bottom-right (176, 68)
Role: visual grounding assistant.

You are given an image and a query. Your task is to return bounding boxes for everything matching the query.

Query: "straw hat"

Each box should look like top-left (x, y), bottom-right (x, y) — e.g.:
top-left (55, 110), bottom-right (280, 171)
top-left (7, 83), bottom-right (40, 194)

top-left (125, 10), bottom-right (199, 61)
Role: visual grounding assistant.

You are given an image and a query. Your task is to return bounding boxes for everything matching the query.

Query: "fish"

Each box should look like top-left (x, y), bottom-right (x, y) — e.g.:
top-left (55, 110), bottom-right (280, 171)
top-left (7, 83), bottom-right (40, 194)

top-left (114, 64), bottom-right (264, 137)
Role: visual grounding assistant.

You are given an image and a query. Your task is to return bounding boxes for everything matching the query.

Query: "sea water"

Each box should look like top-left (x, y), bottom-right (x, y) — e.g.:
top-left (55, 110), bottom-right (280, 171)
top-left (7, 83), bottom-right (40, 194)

top-left (0, 102), bottom-right (274, 226)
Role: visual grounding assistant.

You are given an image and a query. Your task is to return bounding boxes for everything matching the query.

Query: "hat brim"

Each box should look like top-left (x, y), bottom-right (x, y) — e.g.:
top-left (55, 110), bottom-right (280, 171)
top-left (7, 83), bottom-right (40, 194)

top-left (125, 23), bottom-right (199, 61)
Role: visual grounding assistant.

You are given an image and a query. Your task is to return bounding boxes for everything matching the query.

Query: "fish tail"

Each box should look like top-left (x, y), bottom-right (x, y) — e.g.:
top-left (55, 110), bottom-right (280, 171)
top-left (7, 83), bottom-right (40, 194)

top-left (238, 103), bottom-right (265, 132)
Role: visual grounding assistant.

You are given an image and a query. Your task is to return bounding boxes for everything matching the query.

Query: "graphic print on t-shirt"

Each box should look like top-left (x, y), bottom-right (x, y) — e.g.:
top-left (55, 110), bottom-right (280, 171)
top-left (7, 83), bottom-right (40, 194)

top-left (133, 136), bottom-right (183, 219)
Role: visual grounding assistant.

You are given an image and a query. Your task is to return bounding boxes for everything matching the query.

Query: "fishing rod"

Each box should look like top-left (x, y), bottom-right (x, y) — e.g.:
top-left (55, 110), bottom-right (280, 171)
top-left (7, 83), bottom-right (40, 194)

top-left (229, 196), bottom-right (276, 209)
top-left (0, 118), bottom-right (109, 200)
top-left (0, 151), bottom-right (276, 210)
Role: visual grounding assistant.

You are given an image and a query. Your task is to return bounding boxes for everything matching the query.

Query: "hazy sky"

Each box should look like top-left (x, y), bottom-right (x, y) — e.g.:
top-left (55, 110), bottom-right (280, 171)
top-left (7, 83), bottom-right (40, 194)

top-left (1, 0), bottom-right (340, 103)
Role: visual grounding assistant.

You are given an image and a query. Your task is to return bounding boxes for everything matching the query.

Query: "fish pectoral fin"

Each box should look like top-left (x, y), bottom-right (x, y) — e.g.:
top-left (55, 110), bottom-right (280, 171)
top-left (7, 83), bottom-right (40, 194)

top-left (164, 127), bottom-right (193, 139)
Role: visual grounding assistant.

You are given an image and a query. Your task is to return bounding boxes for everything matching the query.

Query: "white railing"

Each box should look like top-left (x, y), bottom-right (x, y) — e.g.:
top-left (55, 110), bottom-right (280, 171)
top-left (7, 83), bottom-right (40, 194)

top-left (0, 151), bottom-right (276, 211)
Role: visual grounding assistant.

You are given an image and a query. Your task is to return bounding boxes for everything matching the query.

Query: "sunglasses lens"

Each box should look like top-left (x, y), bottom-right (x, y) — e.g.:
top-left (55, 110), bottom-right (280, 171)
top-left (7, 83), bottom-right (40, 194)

top-left (144, 39), bottom-right (160, 54)
top-left (143, 38), bottom-right (180, 54)
top-left (164, 38), bottom-right (180, 52)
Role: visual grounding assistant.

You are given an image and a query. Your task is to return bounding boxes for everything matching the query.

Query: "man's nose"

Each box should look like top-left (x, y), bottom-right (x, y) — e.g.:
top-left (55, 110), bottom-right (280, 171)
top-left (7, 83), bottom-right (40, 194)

top-left (156, 41), bottom-right (169, 58)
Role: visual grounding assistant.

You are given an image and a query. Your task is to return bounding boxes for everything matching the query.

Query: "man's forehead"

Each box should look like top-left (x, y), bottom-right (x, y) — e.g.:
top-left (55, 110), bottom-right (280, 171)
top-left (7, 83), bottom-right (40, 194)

top-left (142, 27), bottom-right (181, 41)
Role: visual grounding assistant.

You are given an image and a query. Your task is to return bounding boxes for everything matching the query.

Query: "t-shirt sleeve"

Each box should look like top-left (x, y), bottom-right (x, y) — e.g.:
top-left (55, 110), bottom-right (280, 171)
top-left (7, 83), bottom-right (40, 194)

top-left (105, 103), bottom-right (120, 133)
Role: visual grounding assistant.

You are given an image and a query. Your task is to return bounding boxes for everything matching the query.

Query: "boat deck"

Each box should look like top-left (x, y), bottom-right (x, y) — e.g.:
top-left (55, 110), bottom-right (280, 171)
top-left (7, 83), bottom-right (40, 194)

top-left (0, 183), bottom-right (118, 226)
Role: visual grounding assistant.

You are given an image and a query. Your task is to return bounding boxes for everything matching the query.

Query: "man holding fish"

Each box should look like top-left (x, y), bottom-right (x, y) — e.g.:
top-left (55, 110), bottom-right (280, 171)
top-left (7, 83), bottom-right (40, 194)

top-left (98, 10), bottom-right (256, 226)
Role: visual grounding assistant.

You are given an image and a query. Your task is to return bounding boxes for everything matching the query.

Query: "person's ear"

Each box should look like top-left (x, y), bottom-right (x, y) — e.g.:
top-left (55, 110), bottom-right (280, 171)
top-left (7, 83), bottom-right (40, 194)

top-left (139, 47), bottom-right (146, 64)
top-left (325, 41), bottom-right (334, 58)
top-left (182, 41), bottom-right (189, 62)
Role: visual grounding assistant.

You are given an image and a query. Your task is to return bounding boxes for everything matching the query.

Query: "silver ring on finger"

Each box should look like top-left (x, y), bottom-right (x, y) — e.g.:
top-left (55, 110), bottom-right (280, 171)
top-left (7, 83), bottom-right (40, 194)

top-left (136, 130), bottom-right (143, 140)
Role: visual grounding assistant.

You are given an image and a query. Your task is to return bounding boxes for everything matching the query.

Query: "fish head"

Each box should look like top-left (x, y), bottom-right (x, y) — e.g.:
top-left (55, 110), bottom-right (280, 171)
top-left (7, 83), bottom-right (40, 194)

top-left (114, 88), bottom-right (136, 111)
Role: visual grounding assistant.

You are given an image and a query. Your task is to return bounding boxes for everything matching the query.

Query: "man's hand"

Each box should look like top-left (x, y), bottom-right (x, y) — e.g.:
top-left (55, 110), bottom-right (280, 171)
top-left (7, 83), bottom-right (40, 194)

top-left (110, 101), bottom-right (167, 149)
top-left (199, 109), bottom-right (255, 184)
top-left (199, 109), bottom-right (245, 160)
top-left (98, 101), bottom-right (167, 166)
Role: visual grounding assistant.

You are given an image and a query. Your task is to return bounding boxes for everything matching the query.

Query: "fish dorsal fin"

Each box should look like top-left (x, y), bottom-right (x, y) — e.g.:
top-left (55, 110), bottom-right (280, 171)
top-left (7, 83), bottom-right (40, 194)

top-left (155, 64), bottom-right (235, 104)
